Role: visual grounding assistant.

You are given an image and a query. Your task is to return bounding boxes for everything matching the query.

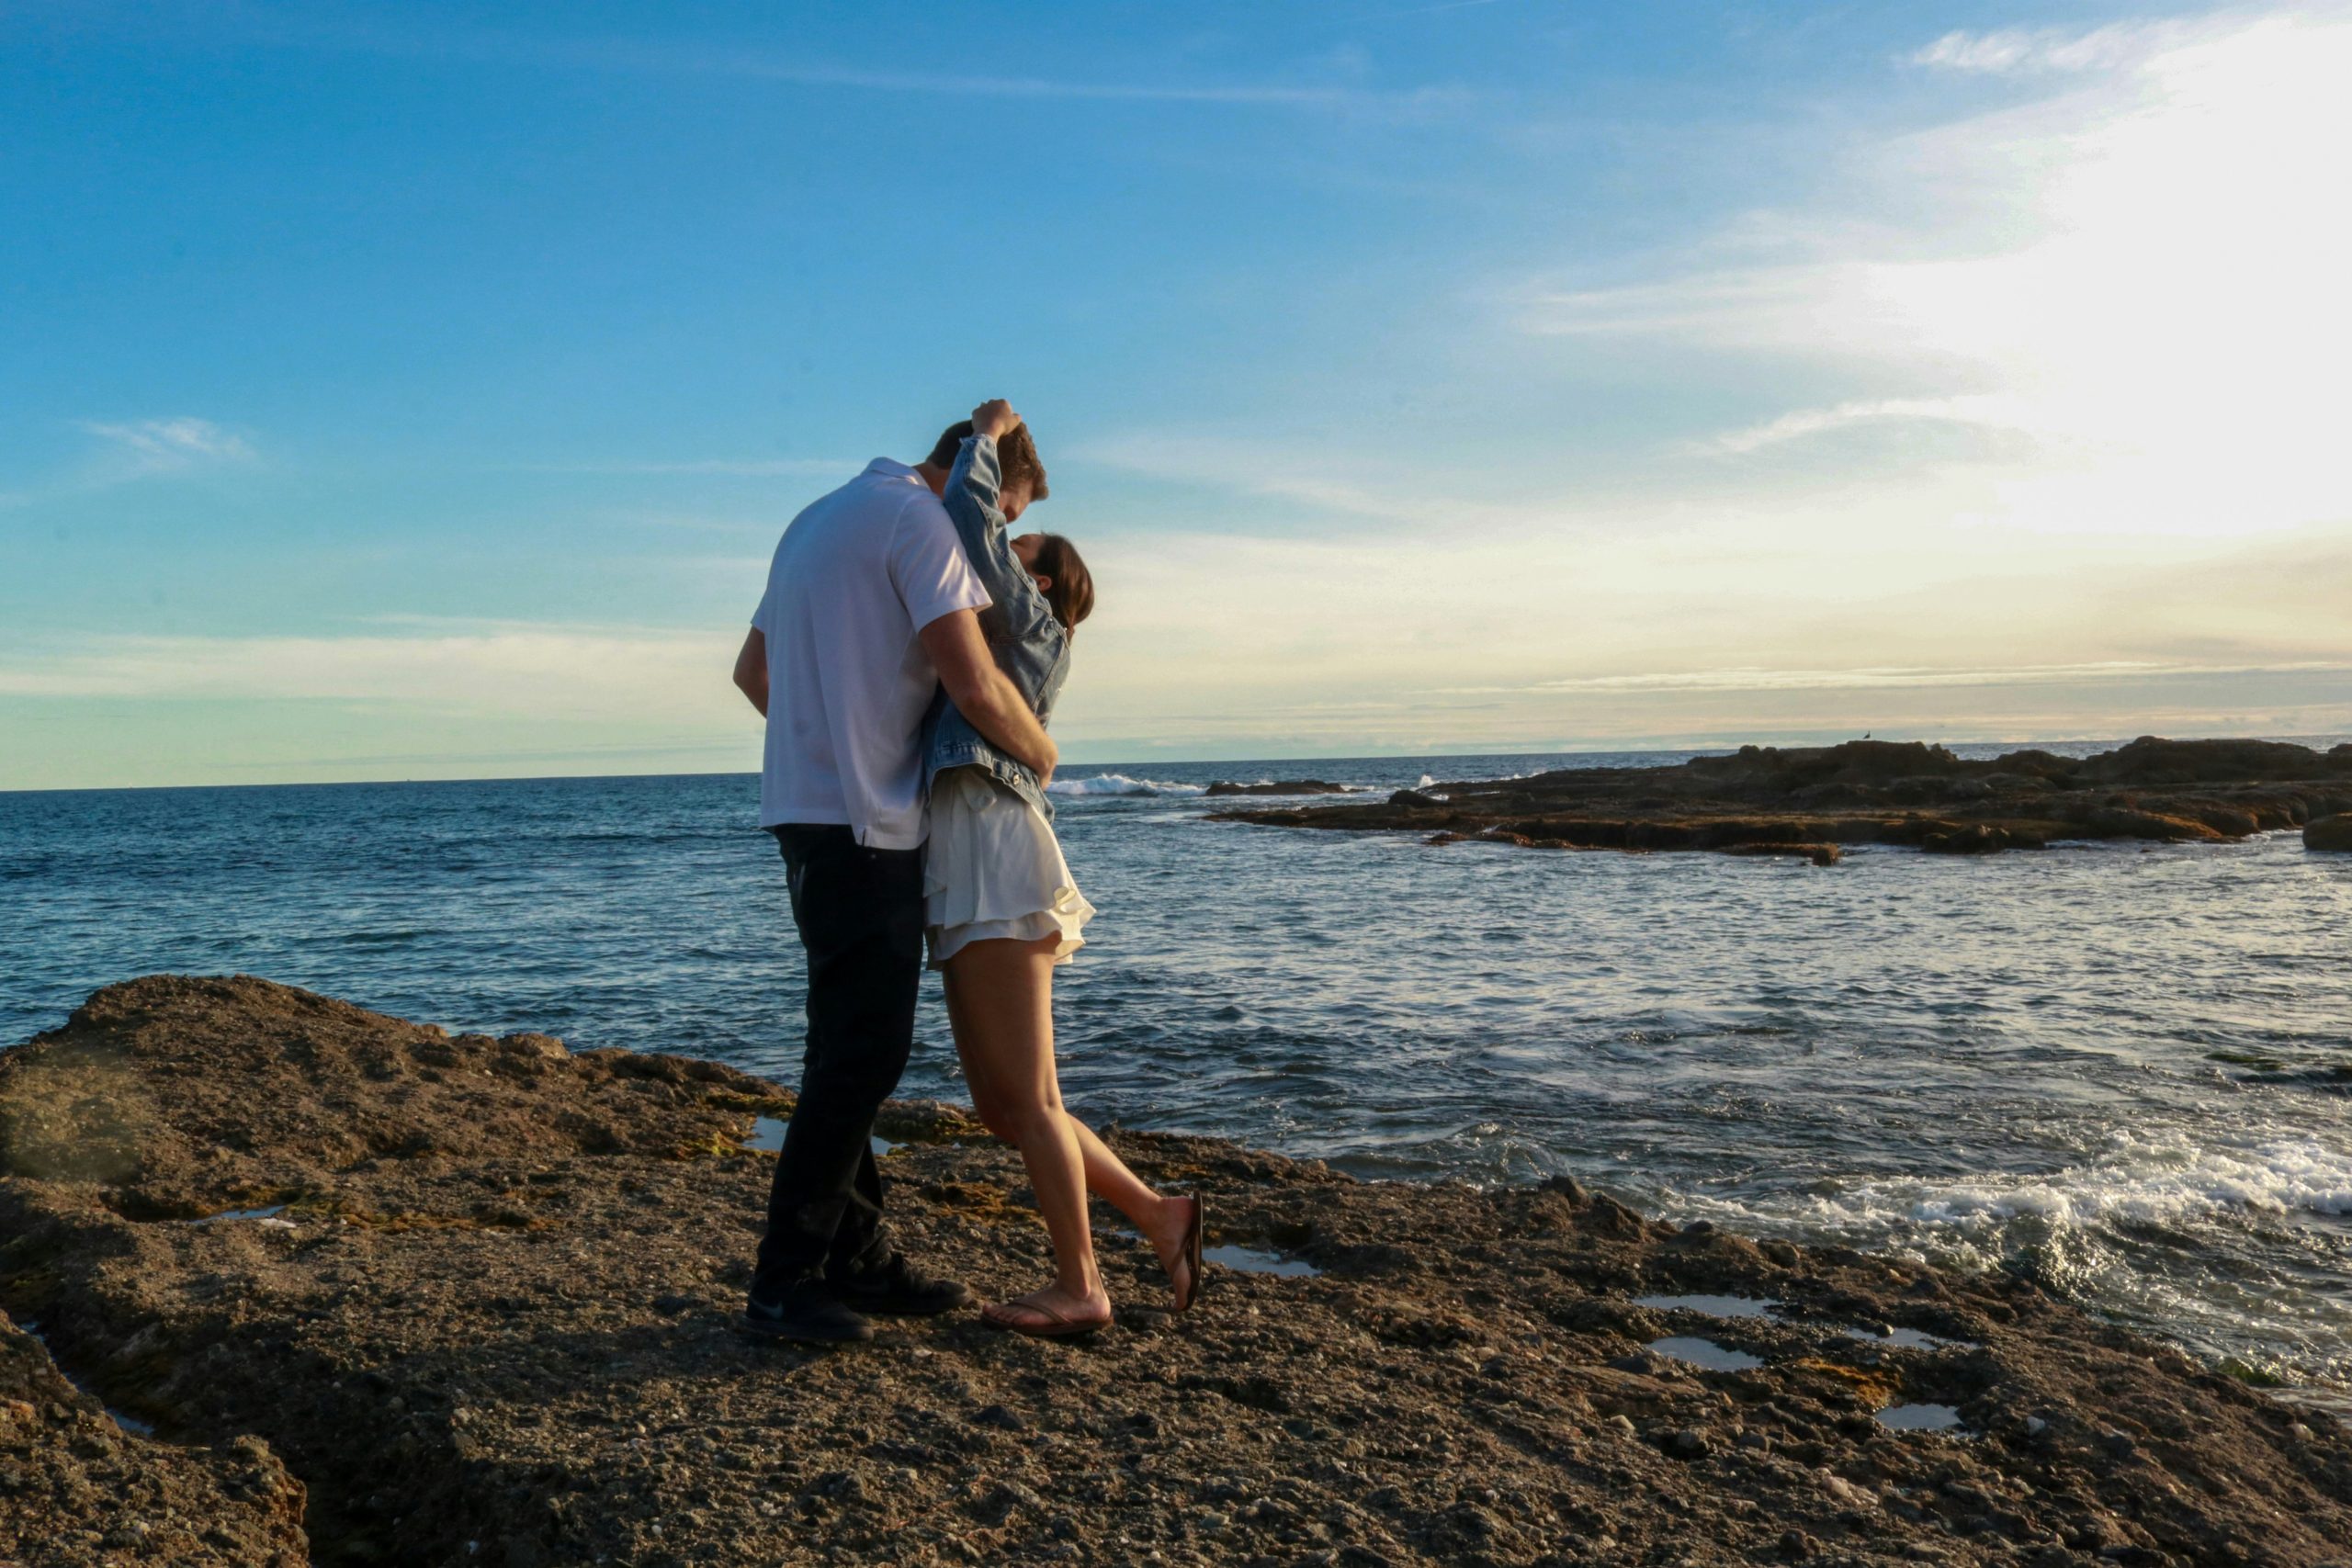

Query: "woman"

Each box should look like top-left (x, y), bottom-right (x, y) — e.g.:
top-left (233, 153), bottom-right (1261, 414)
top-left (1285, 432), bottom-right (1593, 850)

top-left (922, 398), bottom-right (1203, 1337)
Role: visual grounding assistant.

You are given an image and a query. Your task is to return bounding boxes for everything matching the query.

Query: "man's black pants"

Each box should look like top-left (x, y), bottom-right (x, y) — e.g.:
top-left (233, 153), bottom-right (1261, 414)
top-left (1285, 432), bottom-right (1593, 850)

top-left (752, 824), bottom-right (924, 1300)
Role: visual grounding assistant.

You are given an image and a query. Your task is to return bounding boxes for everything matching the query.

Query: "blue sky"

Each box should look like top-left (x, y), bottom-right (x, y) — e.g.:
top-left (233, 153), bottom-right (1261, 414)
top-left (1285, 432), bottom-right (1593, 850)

top-left (6, 1), bottom-right (2349, 787)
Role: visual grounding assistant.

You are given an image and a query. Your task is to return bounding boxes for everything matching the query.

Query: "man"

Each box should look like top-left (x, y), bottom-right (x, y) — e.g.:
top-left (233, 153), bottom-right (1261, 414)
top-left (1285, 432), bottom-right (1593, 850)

top-left (729, 413), bottom-right (1058, 1344)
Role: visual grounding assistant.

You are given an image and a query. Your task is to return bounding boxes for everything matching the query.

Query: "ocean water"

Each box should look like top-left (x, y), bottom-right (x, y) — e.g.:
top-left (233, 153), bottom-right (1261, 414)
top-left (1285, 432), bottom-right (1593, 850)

top-left (6, 745), bottom-right (2351, 1416)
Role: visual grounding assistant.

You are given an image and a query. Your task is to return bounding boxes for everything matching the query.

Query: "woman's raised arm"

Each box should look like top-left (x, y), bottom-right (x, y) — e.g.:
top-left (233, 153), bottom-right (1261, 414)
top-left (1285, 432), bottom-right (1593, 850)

top-left (942, 405), bottom-right (1042, 620)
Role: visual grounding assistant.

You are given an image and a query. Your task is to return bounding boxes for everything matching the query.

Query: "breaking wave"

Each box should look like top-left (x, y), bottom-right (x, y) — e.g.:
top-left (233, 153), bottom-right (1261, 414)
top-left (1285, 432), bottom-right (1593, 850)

top-left (1046, 773), bottom-right (1208, 798)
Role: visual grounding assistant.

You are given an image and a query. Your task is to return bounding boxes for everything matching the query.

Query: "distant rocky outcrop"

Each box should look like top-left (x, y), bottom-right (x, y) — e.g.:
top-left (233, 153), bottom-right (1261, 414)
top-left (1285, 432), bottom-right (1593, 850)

top-left (1220, 737), bottom-right (2352, 861)
top-left (1203, 779), bottom-right (1354, 797)
top-left (4, 976), bottom-right (2350, 1564)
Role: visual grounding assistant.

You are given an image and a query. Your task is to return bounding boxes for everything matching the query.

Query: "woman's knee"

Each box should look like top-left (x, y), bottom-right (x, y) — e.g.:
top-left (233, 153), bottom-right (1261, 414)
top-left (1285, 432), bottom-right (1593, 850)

top-left (971, 1096), bottom-right (1022, 1145)
top-left (1002, 1096), bottom-right (1066, 1145)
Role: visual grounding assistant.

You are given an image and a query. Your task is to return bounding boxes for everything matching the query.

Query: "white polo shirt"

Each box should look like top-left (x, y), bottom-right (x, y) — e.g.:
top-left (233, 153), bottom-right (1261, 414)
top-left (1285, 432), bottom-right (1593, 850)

top-left (752, 458), bottom-right (990, 849)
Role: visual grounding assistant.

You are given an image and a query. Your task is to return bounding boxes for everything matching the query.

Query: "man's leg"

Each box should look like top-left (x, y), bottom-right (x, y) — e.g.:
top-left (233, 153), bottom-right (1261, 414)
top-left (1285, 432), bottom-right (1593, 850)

top-left (752, 826), bottom-right (923, 1301)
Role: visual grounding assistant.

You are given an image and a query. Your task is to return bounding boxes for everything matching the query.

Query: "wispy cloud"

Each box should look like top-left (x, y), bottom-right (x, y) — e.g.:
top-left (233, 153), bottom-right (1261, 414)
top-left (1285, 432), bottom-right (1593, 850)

top-left (243, 12), bottom-right (1468, 114)
top-left (0, 416), bottom-right (259, 510)
top-left (1696, 395), bottom-right (2031, 456)
top-left (1490, 660), bottom-right (2352, 696)
top-left (0, 620), bottom-right (730, 710)
top-left (1907, 22), bottom-right (2175, 74)
top-left (76, 417), bottom-right (256, 474)
top-left (1074, 433), bottom-right (1552, 535)
top-left (503, 457), bottom-right (854, 478)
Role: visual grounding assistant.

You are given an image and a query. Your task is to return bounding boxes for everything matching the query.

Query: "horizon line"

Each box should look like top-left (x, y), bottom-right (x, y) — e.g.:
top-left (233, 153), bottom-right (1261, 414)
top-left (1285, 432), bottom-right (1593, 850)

top-left (8, 729), bottom-right (2348, 798)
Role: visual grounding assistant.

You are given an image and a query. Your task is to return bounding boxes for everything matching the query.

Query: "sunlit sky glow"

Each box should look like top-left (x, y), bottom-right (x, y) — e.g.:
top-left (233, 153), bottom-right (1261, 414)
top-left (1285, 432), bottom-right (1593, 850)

top-left (5, 2), bottom-right (2349, 788)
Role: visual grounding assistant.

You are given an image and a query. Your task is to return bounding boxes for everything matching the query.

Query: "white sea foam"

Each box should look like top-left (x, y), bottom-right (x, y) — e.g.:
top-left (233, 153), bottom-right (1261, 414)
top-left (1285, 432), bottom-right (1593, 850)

top-left (1693, 1133), bottom-right (2352, 1247)
top-left (1045, 773), bottom-right (1207, 798)
top-left (1895, 1135), bottom-right (2352, 1226)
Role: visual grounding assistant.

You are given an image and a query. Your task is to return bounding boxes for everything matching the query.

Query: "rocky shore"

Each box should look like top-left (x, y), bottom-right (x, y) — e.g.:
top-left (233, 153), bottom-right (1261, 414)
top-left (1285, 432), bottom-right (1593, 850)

top-left (1204, 781), bottom-right (1357, 797)
top-left (5, 976), bottom-right (2350, 1567)
top-left (1216, 737), bottom-right (2352, 861)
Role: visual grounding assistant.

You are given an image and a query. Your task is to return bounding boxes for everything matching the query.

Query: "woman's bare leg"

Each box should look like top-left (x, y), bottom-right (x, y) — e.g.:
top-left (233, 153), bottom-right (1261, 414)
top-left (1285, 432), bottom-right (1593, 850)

top-left (949, 972), bottom-right (1199, 1308)
top-left (941, 936), bottom-right (1110, 1329)
top-left (1063, 1120), bottom-right (1198, 1305)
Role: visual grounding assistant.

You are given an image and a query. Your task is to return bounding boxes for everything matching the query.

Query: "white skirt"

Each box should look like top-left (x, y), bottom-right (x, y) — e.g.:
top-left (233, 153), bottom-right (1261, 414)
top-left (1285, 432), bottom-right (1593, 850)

top-left (923, 768), bottom-right (1096, 970)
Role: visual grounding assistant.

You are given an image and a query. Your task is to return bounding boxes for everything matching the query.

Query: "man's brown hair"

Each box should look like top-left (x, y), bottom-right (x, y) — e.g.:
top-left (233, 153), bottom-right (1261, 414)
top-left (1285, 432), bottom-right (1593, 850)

top-left (927, 420), bottom-right (1049, 502)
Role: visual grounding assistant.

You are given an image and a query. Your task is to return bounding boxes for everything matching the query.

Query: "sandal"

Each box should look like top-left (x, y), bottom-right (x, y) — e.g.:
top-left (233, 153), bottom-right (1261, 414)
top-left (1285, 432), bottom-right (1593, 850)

top-left (982, 1294), bottom-right (1110, 1340)
top-left (1172, 1195), bottom-right (1205, 1314)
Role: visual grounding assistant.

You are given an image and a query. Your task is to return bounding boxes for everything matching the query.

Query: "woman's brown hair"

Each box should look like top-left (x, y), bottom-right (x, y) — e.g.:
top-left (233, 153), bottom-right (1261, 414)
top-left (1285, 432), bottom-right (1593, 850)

top-left (1033, 535), bottom-right (1094, 635)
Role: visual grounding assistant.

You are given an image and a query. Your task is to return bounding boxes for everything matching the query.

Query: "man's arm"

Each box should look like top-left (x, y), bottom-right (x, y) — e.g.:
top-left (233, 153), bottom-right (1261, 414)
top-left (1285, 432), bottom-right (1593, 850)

top-left (732, 627), bottom-right (768, 717)
top-left (919, 609), bottom-right (1057, 784)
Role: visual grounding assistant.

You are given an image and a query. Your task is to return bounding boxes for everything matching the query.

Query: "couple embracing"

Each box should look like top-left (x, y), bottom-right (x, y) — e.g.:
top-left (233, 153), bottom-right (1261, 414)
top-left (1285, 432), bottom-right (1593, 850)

top-left (729, 401), bottom-right (1203, 1345)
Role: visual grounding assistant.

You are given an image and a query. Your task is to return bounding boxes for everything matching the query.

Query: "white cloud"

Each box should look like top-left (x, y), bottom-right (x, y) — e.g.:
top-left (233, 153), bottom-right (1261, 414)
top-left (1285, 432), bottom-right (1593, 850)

top-left (76, 417), bottom-right (256, 473)
top-left (0, 621), bottom-right (736, 716)
top-left (1509, 660), bottom-right (2352, 695)
top-left (1907, 22), bottom-right (2174, 74)
top-left (1695, 395), bottom-right (2033, 456)
top-left (1517, 7), bottom-right (2352, 539)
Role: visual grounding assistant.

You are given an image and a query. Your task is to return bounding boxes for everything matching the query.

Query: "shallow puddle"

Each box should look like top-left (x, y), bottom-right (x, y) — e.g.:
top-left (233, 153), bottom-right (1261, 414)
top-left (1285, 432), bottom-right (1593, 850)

top-left (1848, 1325), bottom-right (1975, 1351)
top-left (1636, 1293), bottom-right (1780, 1320)
top-left (1203, 1244), bottom-right (1320, 1278)
top-left (17, 1320), bottom-right (156, 1436)
top-left (1876, 1402), bottom-right (1966, 1432)
top-left (741, 1115), bottom-right (893, 1158)
top-left (1646, 1336), bottom-right (1764, 1372)
top-left (187, 1205), bottom-right (289, 1225)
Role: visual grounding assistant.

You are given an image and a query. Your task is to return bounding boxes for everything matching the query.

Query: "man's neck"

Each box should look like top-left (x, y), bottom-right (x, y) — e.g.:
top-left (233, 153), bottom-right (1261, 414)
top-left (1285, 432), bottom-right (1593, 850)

top-left (912, 461), bottom-right (949, 497)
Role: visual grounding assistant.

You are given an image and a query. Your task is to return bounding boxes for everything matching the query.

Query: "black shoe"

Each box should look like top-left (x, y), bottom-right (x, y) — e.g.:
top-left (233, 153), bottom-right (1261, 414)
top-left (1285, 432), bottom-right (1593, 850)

top-left (828, 1252), bottom-right (974, 1317)
top-left (742, 1279), bottom-right (874, 1345)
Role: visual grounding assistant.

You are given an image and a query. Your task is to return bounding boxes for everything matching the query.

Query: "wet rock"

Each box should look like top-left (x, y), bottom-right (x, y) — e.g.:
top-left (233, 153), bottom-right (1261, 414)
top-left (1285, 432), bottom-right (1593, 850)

top-left (2305, 815), bottom-right (2352, 852)
top-left (5, 976), bottom-right (2351, 1568)
top-left (1721, 840), bottom-right (1843, 865)
top-left (1219, 737), bottom-right (2352, 860)
top-left (1204, 779), bottom-right (1353, 796)
top-left (1538, 1174), bottom-right (1590, 1205)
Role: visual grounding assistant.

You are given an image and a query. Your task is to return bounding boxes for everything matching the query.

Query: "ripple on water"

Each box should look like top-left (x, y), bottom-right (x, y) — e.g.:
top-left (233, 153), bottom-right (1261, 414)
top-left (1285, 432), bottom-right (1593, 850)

top-left (1876, 1403), bottom-right (1966, 1433)
top-left (1635, 1293), bottom-right (1780, 1319)
top-left (1646, 1337), bottom-right (1763, 1372)
top-left (6, 756), bottom-right (2352, 1398)
top-left (740, 1116), bottom-right (892, 1158)
top-left (1203, 1245), bottom-right (1319, 1278)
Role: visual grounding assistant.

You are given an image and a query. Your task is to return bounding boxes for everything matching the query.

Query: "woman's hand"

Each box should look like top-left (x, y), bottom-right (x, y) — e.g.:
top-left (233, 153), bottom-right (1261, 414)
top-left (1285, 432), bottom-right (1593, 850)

top-left (972, 399), bottom-right (1023, 441)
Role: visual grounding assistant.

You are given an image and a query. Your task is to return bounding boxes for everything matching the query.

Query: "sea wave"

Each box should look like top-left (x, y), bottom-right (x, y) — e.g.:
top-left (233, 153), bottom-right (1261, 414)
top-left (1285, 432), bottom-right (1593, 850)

top-left (1679, 1132), bottom-right (2352, 1247)
top-left (1894, 1135), bottom-right (2352, 1226)
top-left (1046, 773), bottom-right (1208, 798)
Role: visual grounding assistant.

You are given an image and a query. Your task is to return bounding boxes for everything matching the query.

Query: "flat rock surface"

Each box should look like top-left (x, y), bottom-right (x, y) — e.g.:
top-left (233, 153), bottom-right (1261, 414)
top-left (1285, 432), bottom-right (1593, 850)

top-left (4, 976), bottom-right (2350, 1567)
top-left (1218, 737), bottom-right (2352, 858)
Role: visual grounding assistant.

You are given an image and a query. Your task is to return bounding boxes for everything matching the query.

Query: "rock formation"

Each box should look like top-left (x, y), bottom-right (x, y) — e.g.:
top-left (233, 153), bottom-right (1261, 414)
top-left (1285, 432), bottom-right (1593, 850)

top-left (1219, 738), bottom-right (2352, 860)
top-left (1204, 780), bottom-right (1355, 797)
top-left (3, 976), bottom-right (2348, 1565)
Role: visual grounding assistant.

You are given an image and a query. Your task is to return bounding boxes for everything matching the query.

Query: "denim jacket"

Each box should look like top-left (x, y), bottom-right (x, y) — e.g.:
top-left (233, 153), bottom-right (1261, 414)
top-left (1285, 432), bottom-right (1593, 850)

top-left (921, 434), bottom-right (1069, 819)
